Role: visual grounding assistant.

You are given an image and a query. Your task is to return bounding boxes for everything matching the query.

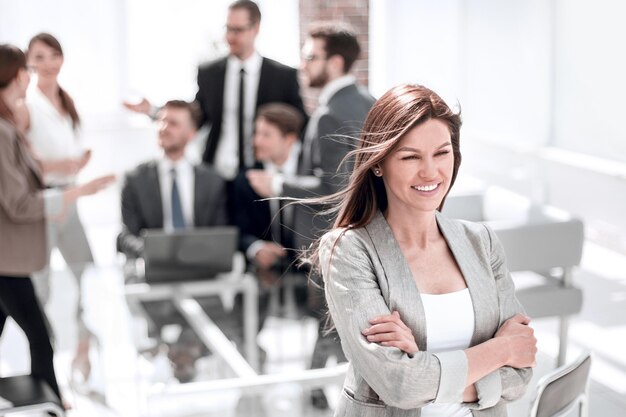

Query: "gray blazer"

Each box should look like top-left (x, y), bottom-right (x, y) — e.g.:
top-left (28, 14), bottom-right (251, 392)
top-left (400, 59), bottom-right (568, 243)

top-left (116, 160), bottom-right (228, 258)
top-left (319, 211), bottom-right (532, 417)
top-left (282, 83), bottom-right (375, 249)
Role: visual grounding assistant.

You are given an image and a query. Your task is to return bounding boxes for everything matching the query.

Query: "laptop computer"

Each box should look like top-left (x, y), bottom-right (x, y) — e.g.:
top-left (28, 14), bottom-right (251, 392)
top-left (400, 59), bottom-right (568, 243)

top-left (142, 226), bottom-right (238, 284)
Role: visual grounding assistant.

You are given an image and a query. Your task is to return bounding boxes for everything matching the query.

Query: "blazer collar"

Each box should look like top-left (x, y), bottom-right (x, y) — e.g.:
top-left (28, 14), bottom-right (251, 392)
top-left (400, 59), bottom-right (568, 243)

top-left (365, 210), bottom-right (498, 348)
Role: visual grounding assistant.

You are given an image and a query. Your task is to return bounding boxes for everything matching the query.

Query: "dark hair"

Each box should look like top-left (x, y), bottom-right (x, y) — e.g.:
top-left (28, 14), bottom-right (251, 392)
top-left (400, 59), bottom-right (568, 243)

top-left (162, 99), bottom-right (202, 129)
top-left (256, 103), bottom-right (304, 136)
top-left (308, 21), bottom-right (361, 73)
top-left (27, 33), bottom-right (80, 128)
top-left (303, 83), bottom-right (462, 273)
top-left (0, 44), bottom-right (27, 124)
top-left (228, 0), bottom-right (261, 25)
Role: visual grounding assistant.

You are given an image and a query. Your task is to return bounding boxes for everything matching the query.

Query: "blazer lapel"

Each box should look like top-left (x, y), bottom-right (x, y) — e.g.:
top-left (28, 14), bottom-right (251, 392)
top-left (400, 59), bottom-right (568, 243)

top-left (365, 210), bottom-right (500, 352)
top-left (365, 211), bottom-right (428, 351)
top-left (435, 211), bottom-right (500, 344)
top-left (256, 58), bottom-right (269, 107)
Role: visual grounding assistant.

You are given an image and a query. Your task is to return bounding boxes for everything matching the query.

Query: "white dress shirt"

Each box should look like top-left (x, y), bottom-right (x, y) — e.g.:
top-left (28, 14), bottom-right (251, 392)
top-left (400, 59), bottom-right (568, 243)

top-left (158, 157), bottom-right (195, 232)
top-left (26, 85), bottom-right (84, 186)
top-left (246, 142), bottom-right (301, 260)
top-left (214, 52), bottom-right (263, 180)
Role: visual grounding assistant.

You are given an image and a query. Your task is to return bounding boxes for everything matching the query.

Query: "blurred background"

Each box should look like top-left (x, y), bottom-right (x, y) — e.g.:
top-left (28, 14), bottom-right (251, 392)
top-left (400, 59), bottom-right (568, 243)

top-left (0, 0), bottom-right (625, 416)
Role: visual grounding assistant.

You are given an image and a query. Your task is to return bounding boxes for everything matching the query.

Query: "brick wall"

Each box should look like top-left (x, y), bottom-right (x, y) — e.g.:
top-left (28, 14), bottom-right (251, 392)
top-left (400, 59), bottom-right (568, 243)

top-left (298, 0), bottom-right (370, 112)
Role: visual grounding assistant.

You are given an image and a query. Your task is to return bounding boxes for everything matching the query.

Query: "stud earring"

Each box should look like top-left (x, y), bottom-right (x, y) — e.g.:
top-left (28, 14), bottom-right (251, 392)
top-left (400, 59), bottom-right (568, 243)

top-left (374, 168), bottom-right (381, 176)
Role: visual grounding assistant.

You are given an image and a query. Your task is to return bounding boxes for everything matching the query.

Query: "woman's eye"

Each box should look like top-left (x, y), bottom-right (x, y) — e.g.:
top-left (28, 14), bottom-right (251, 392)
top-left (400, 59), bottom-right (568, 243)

top-left (401, 155), bottom-right (419, 160)
top-left (435, 151), bottom-right (450, 157)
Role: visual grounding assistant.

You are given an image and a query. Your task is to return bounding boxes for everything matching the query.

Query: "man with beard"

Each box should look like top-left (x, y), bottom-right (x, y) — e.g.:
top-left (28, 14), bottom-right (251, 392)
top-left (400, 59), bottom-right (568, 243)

top-left (247, 21), bottom-right (375, 249)
top-left (245, 21), bottom-right (375, 409)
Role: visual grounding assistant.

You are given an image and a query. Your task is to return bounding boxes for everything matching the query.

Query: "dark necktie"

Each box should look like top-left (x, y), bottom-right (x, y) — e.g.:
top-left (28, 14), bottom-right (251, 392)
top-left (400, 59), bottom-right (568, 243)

top-left (238, 67), bottom-right (246, 169)
top-left (170, 168), bottom-right (185, 229)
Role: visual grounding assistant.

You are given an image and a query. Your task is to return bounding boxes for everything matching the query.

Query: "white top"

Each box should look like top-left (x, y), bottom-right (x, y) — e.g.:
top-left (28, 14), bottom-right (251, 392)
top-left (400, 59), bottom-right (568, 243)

top-left (420, 288), bottom-right (475, 417)
top-left (214, 52), bottom-right (263, 180)
top-left (157, 157), bottom-right (195, 232)
top-left (26, 85), bottom-right (84, 186)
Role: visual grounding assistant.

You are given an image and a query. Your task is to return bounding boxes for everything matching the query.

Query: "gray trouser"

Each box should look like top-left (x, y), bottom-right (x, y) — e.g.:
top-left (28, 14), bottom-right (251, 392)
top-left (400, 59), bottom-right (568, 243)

top-left (32, 202), bottom-right (94, 341)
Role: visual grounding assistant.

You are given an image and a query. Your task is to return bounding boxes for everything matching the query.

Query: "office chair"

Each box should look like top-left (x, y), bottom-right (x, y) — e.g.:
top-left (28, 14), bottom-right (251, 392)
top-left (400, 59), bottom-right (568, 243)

top-left (529, 351), bottom-right (592, 417)
top-left (0, 375), bottom-right (65, 416)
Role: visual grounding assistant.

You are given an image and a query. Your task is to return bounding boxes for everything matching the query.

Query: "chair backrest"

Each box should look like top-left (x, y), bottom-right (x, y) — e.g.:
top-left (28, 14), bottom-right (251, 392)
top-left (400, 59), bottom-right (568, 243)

top-left (494, 218), bottom-right (584, 273)
top-left (529, 352), bottom-right (592, 417)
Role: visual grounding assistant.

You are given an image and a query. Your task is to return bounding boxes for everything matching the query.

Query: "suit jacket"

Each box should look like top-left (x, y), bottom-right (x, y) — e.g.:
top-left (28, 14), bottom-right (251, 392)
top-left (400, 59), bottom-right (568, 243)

top-left (233, 166), bottom-right (295, 256)
top-left (117, 160), bottom-right (228, 258)
top-left (319, 211), bottom-right (532, 417)
top-left (232, 166), bottom-right (272, 254)
top-left (282, 83), bottom-right (375, 249)
top-left (0, 119), bottom-right (51, 275)
top-left (196, 56), bottom-right (306, 165)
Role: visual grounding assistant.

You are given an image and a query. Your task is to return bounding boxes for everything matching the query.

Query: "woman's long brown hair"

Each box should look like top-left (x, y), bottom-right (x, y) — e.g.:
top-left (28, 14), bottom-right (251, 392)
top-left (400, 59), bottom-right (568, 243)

top-left (0, 44), bottom-right (27, 124)
top-left (28, 33), bottom-right (80, 128)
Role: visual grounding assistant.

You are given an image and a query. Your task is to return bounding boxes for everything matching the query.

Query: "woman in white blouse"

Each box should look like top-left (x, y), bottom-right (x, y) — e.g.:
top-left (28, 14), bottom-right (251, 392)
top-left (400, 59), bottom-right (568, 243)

top-left (19, 32), bottom-right (99, 384)
top-left (310, 84), bottom-right (537, 416)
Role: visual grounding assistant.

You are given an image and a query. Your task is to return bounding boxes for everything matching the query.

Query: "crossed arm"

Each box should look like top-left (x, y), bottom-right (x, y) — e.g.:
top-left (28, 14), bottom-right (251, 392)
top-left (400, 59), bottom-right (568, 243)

top-left (320, 227), bottom-right (536, 410)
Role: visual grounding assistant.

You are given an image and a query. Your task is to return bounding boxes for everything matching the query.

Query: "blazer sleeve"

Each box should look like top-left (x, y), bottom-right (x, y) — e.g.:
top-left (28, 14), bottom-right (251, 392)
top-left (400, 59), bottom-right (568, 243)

top-left (466, 224), bottom-right (533, 410)
top-left (320, 229), bottom-right (470, 410)
top-left (282, 114), bottom-right (348, 199)
top-left (194, 67), bottom-right (211, 129)
top-left (116, 174), bottom-right (145, 258)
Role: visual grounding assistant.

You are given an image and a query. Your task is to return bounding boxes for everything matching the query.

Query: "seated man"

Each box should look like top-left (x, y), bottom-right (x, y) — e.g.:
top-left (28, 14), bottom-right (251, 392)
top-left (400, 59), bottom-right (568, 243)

top-left (233, 103), bottom-right (306, 316)
top-left (117, 100), bottom-right (230, 382)
top-left (117, 100), bottom-right (227, 257)
top-left (233, 103), bottom-right (303, 269)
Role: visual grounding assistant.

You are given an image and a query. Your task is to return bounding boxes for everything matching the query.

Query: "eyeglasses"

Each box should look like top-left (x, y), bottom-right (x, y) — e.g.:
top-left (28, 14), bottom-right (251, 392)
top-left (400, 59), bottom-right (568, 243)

top-left (225, 24), bottom-right (253, 35)
top-left (302, 54), bottom-right (327, 62)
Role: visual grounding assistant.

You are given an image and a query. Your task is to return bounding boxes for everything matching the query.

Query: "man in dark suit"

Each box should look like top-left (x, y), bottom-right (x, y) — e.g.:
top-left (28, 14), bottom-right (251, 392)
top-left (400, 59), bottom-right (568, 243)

top-left (233, 103), bottom-right (305, 328)
top-left (123, 0), bottom-right (306, 182)
top-left (233, 103), bottom-right (304, 269)
top-left (117, 101), bottom-right (227, 257)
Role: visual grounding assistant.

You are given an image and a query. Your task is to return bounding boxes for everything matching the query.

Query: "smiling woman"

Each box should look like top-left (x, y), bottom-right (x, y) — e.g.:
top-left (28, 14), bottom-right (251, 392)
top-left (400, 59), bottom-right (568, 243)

top-left (303, 84), bottom-right (536, 417)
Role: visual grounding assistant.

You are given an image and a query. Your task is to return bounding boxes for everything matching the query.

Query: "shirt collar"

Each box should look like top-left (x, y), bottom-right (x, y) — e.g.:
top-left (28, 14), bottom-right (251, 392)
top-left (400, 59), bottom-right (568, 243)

top-left (264, 141), bottom-right (301, 176)
top-left (159, 156), bottom-right (191, 174)
top-left (228, 51), bottom-right (263, 75)
top-left (318, 74), bottom-right (356, 106)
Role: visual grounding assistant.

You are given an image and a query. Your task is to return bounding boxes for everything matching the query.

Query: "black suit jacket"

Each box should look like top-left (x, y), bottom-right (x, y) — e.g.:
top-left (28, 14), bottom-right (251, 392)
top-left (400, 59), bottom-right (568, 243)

top-left (195, 56), bottom-right (306, 164)
top-left (232, 166), bottom-right (273, 254)
top-left (117, 161), bottom-right (228, 258)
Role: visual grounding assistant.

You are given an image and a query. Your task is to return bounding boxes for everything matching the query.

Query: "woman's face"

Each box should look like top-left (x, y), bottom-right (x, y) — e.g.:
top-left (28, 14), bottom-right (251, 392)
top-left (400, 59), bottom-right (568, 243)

top-left (27, 41), bottom-right (63, 82)
top-left (379, 118), bottom-right (454, 214)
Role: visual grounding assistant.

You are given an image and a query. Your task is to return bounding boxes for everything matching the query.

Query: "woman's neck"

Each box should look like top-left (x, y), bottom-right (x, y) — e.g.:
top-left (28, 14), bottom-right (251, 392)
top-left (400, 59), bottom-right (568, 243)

top-left (37, 78), bottom-right (59, 101)
top-left (384, 205), bottom-right (440, 249)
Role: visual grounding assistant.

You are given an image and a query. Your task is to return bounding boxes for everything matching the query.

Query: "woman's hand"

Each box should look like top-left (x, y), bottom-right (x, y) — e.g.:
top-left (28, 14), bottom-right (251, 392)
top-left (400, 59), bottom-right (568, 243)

top-left (43, 150), bottom-right (91, 176)
top-left (495, 314), bottom-right (537, 368)
top-left (362, 311), bottom-right (419, 354)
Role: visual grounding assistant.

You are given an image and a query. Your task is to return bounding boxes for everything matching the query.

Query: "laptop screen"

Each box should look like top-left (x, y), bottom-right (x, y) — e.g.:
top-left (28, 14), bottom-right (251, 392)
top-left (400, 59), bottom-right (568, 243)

top-left (142, 227), bottom-right (238, 283)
